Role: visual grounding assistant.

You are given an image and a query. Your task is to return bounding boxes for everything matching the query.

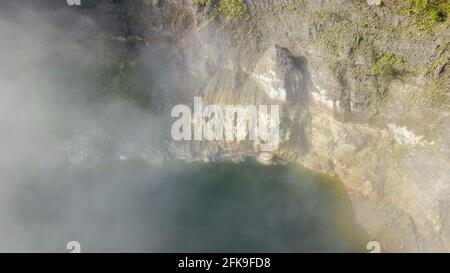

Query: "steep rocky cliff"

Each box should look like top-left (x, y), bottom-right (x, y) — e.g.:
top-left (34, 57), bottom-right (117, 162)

top-left (19, 0), bottom-right (449, 252)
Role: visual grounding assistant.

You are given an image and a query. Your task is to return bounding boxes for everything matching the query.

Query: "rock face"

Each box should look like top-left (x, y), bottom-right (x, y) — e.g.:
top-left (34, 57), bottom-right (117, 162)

top-left (20, 0), bottom-right (449, 252)
top-left (252, 45), bottom-right (305, 103)
top-left (367, 0), bottom-right (382, 6)
top-left (148, 0), bottom-right (450, 252)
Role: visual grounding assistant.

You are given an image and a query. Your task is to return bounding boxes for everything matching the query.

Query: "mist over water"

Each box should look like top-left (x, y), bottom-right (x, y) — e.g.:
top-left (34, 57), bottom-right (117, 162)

top-left (4, 160), bottom-right (366, 252)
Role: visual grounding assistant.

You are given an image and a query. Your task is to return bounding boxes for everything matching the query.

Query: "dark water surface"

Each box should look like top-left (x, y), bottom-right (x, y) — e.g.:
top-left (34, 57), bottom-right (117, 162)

top-left (7, 160), bottom-right (367, 252)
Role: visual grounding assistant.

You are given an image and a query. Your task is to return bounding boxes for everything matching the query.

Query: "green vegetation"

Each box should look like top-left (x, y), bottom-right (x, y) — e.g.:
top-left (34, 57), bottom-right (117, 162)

top-left (406, 0), bottom-right (449, 30)
top-left (409, 0), bottom-right (431, 14)
top-left (219, 0), bottom-right (248, 18)
top-left (429, 9), bottom-right (445, 22)
top-left (371, 52), bottom-right (396, 76)
top-left (371, 51), bottom-right (412, 77)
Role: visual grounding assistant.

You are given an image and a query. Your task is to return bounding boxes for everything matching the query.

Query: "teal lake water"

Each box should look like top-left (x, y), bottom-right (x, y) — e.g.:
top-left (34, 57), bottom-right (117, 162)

top-left (9, 160), bottom-right (367, 252)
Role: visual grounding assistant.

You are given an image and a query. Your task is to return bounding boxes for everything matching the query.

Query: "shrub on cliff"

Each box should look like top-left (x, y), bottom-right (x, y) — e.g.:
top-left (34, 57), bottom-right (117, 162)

top-left (219, 0), bottom-right (248, 18)
top-left (409, 0), bottom-right (431, 14)
top-left (371, 52), bottom-right (396, 76)
top-left (429, 9), bottom-right (445, 22)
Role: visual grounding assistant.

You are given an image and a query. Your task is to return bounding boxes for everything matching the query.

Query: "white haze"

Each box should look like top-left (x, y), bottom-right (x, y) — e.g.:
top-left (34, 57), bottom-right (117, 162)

top-left (0, 2), bottom-right (168, 251)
